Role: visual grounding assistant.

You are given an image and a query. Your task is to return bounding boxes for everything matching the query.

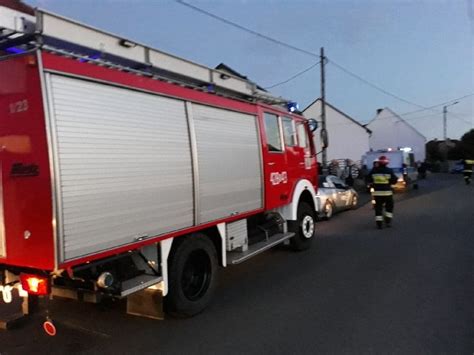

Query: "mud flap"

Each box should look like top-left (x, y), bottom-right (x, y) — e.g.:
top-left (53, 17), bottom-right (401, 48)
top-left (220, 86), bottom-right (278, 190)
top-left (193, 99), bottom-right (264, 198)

top-left (126, 286), bottom-right (164, 320)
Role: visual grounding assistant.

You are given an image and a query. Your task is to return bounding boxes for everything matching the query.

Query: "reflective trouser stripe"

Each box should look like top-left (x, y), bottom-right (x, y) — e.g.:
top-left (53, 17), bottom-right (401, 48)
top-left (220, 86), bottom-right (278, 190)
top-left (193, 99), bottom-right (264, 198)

top-left (373, 191), bottom-right (393, 196)
top-left (375, 216), bottom-right (384, 221)
top-left (385, 212), bottom-right (393, 218)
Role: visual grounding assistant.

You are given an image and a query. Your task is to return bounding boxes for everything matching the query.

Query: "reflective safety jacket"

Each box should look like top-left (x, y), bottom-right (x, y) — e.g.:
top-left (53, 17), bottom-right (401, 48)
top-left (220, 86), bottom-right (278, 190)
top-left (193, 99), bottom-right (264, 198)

top-left (463, 159), bottom-right (474, 173)
top-left (367, 166), bottom-right (398, 196)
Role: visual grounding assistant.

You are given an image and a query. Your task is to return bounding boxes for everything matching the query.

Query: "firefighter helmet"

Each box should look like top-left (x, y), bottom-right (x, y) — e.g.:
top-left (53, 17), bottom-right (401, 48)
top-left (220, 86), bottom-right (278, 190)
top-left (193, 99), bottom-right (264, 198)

top-left (378, 155), bottom-right (389, 165)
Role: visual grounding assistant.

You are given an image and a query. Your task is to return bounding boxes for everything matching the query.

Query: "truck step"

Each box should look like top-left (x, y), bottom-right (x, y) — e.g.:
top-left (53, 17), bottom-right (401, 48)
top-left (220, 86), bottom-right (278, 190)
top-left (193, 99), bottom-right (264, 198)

top-left (227, 232), bottom-right (295, 265)
top-left (120, 274), bottom-right (162, 297)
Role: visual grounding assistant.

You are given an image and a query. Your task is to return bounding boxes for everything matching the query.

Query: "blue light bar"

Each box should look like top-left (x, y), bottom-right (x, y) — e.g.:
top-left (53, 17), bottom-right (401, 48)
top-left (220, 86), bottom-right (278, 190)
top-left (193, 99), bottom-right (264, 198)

top-left (287, 101), bottom-right (299, 113)
top-left (78, 53), bottom-right (102, 63)
top-left (6, 47), bottom-right (26, 54)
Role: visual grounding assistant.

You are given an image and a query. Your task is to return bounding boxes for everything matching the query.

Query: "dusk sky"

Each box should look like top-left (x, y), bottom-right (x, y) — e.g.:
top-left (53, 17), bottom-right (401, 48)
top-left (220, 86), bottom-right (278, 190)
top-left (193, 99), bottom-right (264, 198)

top-left (26, 0), bottom-right (474, 140)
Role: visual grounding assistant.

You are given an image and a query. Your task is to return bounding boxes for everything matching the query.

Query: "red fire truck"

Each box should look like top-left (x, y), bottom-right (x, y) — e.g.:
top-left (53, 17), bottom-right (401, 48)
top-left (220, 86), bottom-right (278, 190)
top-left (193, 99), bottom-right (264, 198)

top-left (0, 6), bottom-right (319, 331)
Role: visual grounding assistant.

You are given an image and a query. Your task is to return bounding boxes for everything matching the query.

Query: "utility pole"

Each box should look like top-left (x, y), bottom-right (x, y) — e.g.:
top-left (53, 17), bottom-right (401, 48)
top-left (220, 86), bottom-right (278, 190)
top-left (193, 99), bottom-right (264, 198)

top-left (443, 106), bottom-right (447, 141)
top-left (443, 101), bottom-right (459, 140)
top-left (320, 47), bottom-right (327, 169)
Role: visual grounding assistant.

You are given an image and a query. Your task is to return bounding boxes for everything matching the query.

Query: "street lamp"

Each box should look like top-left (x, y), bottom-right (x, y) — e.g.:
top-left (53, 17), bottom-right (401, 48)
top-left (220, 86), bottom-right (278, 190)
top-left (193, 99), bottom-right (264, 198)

top-left (443, 101), bottom-right (459, 140)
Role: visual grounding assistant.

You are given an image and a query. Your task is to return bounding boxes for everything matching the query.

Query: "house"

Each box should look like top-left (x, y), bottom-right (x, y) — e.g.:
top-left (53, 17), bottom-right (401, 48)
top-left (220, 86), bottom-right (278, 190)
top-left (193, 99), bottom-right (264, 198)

top-left (367, 108), bottom-right (426, 162)
top-left (303, 99), bottom-right (371, 164)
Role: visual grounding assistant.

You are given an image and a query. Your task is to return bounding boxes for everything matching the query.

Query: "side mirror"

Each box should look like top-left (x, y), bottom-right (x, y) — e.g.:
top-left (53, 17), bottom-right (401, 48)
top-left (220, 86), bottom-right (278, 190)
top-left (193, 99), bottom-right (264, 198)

top-left (307, 118), bottom-right (318, 132)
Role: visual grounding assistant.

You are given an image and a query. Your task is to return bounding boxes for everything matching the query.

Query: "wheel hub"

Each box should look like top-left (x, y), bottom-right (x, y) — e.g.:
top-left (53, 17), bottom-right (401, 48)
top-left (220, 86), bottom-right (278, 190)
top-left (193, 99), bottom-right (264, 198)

top-left (301, 215), bottom-right (314, 239)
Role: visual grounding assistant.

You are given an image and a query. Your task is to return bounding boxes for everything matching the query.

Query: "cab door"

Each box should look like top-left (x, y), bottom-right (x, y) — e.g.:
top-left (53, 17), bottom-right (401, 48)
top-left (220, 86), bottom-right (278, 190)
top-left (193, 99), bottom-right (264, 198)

top-left (281, 117), bottom-right (300, 189)
top-left (261, 111), bottom-right (289, 209)
top-left (295, 119), bottom-right (317, 185)
top-left (282, 116), bottom-right (316, 189)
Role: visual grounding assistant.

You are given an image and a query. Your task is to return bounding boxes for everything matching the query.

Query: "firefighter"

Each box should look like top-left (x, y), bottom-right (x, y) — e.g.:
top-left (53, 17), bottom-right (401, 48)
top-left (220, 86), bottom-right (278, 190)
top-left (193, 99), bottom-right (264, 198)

top-left (462, 158), bottom-right (474, 185)
top-left (366, 160), bottom-right (379, 208)
top-left (367, 155), bottom-right (398, 229)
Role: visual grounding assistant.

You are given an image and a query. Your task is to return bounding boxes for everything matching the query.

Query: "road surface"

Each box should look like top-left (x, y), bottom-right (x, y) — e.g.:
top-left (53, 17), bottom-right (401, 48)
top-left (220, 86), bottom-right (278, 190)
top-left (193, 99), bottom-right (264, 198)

top-left (0, 173), bottom-right (472, 354)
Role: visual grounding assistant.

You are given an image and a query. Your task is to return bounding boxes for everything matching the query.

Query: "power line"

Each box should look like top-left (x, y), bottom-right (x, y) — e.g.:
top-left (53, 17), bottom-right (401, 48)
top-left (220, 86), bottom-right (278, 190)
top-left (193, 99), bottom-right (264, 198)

top-left (329, 58), bottom-right (474, 122)
top-left (174, 0), bottom-right (472, 118)
top-left (264, 61), bottom-right (320, 89)
top-left (311, 94), bottom-right (473, 129)
top-left (376, 93), bottom-right (474, 122)
top-left (395, 93), bottom-right (474, 118)
top-left (173, 0), bottom-right (319, 59)
top-left (327, 59), bottom-right (429, 109)
top-left (401, 112), bottom-right (471, 125)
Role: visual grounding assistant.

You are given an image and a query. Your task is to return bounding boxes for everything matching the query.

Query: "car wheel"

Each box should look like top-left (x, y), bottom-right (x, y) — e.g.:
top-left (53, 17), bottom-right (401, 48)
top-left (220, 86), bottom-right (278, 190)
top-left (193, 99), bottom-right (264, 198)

top-left (324, 200), bottom-right (334, 220)
top-left (351, 195), bottom-right (358, 209)
top-left (289, 202), bottom-right (315, 251)
top-left (165, 234), bottom-right (218, 318)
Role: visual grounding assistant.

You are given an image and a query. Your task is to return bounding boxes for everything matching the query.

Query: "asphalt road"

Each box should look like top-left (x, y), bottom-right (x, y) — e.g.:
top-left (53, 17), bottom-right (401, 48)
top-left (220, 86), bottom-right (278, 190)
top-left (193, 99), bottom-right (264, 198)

top-left (0, 173), bottom-right (473, 355)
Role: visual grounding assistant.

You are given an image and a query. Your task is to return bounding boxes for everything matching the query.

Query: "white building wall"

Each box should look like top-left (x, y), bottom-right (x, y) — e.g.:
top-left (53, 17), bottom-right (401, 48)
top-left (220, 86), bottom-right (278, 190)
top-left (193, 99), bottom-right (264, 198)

top-left (304, 100), bottom-right (370, 163)
top-left (367, 108), bottom-right (426, 162)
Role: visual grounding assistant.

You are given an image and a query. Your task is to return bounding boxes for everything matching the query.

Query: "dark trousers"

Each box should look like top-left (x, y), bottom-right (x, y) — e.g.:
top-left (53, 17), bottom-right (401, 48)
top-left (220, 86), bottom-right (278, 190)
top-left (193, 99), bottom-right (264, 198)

top-left (374, 195), bottom-right (394, 223)
top-left (464, 172), bottom-right (472, 185)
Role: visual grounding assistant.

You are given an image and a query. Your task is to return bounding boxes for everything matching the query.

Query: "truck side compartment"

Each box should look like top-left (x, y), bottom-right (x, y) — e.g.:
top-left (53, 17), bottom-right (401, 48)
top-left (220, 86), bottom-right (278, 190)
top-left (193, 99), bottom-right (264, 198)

top-left (0, 53), bottom-right (55, 271)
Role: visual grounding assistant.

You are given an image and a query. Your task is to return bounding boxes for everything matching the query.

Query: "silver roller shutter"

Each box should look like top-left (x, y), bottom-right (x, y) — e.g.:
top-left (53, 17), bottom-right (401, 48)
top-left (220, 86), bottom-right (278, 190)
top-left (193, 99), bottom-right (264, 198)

top-left (192, 104), bottom-right (263, 223)
top-left (46, 75), bottom-right (194, 261)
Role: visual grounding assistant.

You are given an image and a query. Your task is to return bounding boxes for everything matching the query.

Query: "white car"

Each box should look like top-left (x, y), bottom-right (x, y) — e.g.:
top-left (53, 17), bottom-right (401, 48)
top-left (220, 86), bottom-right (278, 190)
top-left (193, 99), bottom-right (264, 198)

top-left (316, 175), bottom-right (358, 220)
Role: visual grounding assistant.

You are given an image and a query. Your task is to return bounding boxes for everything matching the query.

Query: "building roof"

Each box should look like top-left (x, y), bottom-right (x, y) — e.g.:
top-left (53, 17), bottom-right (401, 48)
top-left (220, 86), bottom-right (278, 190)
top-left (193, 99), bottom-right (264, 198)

top-left (215, 63), bottom-right (267, 92)
top-left (303, 98), bottom-right (372, 134)
top-left (368, 107), bottom-right (426, 141)
top-left (0, 0), bottom-right (34, 15)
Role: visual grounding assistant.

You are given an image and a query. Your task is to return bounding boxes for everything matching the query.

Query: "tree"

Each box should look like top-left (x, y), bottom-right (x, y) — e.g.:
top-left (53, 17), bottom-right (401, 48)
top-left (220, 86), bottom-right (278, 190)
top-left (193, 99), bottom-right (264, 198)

top-left (426, 140), bottom-right (443, 162)
top-left (460, 129), bottom-right (474, 158)
top-left (447, 140), bottom-right (463, 160)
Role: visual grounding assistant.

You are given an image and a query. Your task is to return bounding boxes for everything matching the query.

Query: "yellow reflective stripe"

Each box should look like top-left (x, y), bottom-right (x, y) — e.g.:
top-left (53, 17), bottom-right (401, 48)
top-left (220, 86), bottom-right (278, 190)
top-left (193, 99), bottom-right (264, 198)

top-left (384, 212), bottom-right (393, 218)
top-left (372, 190), bottom-right (393, 196)
top-left (463, 170), bottom-right (473, 173)
top-left (375, 216), bottom-right (384, 221)
top-left (373, 174), bottom-right (391, 184)
top-left (466, 160), bottom-right (474, 164)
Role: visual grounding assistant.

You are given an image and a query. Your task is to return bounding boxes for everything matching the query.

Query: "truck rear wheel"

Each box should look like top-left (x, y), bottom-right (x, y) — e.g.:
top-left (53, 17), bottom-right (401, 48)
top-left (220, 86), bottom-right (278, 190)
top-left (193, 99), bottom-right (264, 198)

top-left (289, 202), bottom-right (315, 251)
top-left (165, 234), bottom-right (218, 318)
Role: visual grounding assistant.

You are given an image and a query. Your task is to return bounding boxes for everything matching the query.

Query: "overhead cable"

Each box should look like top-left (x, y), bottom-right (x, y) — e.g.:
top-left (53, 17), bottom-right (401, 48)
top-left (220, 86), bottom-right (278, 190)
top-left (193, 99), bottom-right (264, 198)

top-left (264, 61), bottom-right (320, 89)
top-left (174, 0), bottom-right (319, 59)
top-left (327, 59), bottom-right (429, 109)
top-left (174, 0), bottom-right (471, 116)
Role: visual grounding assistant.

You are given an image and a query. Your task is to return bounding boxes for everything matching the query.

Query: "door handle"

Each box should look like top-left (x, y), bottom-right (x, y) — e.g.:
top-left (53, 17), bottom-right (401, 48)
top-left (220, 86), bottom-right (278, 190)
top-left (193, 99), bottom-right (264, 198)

top-left (268, 162), bottom-right (275, 166)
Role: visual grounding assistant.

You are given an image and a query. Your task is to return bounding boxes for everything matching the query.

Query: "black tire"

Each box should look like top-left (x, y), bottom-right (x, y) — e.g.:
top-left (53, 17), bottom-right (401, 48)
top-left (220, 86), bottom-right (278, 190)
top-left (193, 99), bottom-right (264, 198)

top-left (323, 200), bottom-right (334, 220)
top-left (289, 202), bottom-right (316, 251)
top-left (164, 234), bottom-right (218, 318)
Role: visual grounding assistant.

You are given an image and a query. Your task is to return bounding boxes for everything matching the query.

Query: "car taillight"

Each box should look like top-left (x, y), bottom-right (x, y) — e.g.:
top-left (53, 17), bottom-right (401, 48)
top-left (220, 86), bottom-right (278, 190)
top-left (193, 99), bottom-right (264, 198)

top-left (20, 274), bottom-right (50, 295)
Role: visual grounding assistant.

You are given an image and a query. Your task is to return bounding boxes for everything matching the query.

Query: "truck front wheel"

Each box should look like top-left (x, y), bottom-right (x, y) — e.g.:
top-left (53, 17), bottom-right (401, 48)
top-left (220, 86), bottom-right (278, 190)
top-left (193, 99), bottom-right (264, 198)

top-left (289, 202), bottom-right (315, 251)
top-left (165, 234), bottom-right (218, 318)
